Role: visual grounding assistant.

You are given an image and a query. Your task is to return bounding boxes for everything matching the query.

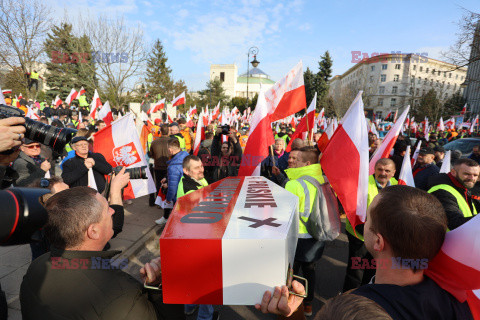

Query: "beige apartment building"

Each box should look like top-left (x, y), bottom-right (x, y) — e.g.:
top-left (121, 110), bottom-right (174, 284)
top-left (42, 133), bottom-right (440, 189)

top-left (329, 54), bottom-right (467, 118)
top-left (210, 64), bottom-right (275, 99)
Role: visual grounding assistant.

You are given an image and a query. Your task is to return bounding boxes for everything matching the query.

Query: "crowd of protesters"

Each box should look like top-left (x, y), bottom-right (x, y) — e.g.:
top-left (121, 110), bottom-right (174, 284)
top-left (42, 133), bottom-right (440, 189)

top-left (0, 90), bottom-right (477, 320)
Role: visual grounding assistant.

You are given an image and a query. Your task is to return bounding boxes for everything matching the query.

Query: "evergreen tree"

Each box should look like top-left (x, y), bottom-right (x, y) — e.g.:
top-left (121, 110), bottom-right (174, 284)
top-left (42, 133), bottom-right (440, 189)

top-left (197, 79), bottom-right (228, 108)
top-left (414, 89), bottom-right (441, 121)
top-left (316, 51), bottom-right (333, 106)
top-left (44, 23), bottom-right (96, 102)
top-left (442, 91), bottom-right (466, 117)
top-left (145, 39), bottom-right (175, 100)
top-left (303, 67), bottom-right (316, 107)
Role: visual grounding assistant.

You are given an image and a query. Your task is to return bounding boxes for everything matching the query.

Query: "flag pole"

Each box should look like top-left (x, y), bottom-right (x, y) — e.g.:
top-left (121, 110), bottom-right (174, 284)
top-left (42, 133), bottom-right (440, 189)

top-left (269, 145), bottom-right (276, 167)
top-left (304, 105), bottom-right (311, 142)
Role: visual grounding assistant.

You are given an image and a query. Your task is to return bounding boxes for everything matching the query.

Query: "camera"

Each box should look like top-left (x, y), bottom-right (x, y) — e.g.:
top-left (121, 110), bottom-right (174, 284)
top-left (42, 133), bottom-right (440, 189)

top-left (0, 104), bottom-right (77, 153)
top-left (113, 166), bottom-right (148, 179)
top-left (0, 188), bottom-right (50, 246)
top-left (221, 125), bottom-right (230, 135)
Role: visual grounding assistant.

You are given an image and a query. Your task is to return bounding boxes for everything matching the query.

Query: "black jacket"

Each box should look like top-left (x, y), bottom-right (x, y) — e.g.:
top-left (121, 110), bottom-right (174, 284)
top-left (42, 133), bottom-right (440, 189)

top-left (210, 134), bottom-right (242, 182)
top-left (12, 151), bottom-right (46, 187)
top-left (427, 173), bottom-right (478, 230)
top-left (413, 163), bottom-right (439, 191)
top-left (20, 247), bottom-right (185, 320)
top-left (62, 152), bottom-right (112, 193)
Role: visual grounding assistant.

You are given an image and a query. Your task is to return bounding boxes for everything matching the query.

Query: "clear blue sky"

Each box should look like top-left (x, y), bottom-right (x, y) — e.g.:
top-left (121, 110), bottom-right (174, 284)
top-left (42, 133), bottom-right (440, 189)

top-left (51, 0), bottom-right (480, 91)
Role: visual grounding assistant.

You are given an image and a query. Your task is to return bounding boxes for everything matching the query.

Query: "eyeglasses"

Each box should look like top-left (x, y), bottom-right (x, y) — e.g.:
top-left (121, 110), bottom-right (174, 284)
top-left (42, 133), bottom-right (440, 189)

top-left (25, 144), bottom-right (41, 149)
top-left (40, 178), bottom-right (50, 188)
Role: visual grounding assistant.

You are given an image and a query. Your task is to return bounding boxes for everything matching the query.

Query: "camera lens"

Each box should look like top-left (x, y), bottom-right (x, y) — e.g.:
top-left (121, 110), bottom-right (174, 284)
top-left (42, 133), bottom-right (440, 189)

top-left (24, 118), bottom-right (77, 153)
top-left (113, 166), bottom-right (148, 179)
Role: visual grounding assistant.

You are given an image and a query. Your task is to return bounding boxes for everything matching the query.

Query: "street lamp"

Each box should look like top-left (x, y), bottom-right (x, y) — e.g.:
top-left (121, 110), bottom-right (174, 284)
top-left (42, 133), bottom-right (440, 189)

top-left (246, 46), bottom-right (259, 109)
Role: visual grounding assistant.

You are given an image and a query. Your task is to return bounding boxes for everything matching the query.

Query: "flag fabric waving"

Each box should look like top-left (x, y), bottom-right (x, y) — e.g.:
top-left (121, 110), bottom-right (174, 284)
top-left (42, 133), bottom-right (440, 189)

top-left (148, 98), bottom-right (166, 114)
top-left (317, 120), bottom-right (335, 152)
top-left (172, 92), bottom-right (186, 107)
top-left (93, 113), bottom-right (156, 200)
top-left (438, 117), bottom-right (445, 131)
top-left (98, 101), bottom-right (113, 126)
top-left (89, 89), bottom-right (102, 119)
top-left (320, 91), bottom-right (369, 231)
top-left (0, 88), bottom-right (6, 105)
top-left (440, 150), bottom-right (452, 174)
top-left (65, 88), bottom-right (78, 105)
top-left (265, 61), bottom-right (306, 122)
top-left (369, 106), bottom-right (410, 175)
top-left (54, 95), bottom-right (63, 107)
top-left (398, 146), bottom-right (415, 187)
top-left (461, 103), bottom-right (467, 115)
top-left (286, 92), bottom-right (316, 152)
top-left (193, 111), bottom-right (205, 156)
top-left (238, 89), bottom-right (275, 176)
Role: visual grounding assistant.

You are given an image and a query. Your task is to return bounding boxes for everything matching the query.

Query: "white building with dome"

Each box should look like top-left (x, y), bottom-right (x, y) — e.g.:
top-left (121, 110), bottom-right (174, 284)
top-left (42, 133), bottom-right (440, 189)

top-left (209, 64), bottom-right (276, 99)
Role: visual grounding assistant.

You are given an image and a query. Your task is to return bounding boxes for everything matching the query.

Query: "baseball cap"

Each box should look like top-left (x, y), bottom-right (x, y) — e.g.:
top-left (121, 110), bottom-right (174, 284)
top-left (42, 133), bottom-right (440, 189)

top-left (71, 136), bottom-right (89, 144)
top-left (419, 147), bottom-right (434, 155)
top-left (434, 146), bottom-right (445, 153)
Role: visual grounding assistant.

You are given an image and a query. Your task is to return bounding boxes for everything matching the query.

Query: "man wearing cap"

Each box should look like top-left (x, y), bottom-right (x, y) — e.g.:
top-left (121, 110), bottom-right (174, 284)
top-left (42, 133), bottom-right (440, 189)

top-left (62, 136), bottom-right (112, 193)
top-left (13, 139), bottom-right (51, 187)
top-left (169, 122), bottom-right (186, 151)
top-left (434, 146), bottom-right (446, 168)
top-left (412, 147), bottom-right (440, 191)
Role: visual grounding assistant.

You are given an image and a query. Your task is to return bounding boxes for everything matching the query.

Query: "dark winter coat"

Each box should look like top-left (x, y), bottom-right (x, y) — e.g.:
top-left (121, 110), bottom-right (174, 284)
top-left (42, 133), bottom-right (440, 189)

top-left (61, 152), bottom-right (112, 193)
top-left (166, 150), bottom-right (189, 202)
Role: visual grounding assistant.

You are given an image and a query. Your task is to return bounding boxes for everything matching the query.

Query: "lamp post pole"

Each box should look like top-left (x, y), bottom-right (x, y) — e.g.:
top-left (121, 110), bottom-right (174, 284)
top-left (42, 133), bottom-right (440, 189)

top-left (246, 46), bottom-right (259, 110)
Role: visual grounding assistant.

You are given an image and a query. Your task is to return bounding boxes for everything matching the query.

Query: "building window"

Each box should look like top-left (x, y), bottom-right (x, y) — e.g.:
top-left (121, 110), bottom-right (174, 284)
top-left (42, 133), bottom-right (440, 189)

top-left (409, 87), bottom-right (413, 95)
top-left (424, 78), bottom-right (427, 84)
top-left (390, 98), bottom-right (397, 107)
top-left (392, 86), bottom-right (398, 94)
top-left (416, 88), bottom-right (420, 96)
top-left (369, 76), bottom-right (374, 83)
top-left (438, 71), bottom-right (441, 76)
top-left (422, 89), bottom-right (426, 95)
top-left (447, 82), bottom-right (450, 89)
top-left (449, 73), bottom-right (452, 78)
top-left (220, 72), bottom-right (225, 82)
top-left (395, 64), bottom-right (401, 69)
top-left (442, 81), bottom-right (445, 87)
top-left (413, 65), bottom-right (417, 70)
top-left (444, 72), bottom-right (447, 77)
top-left (376, 111), bottom-right (383, 118)
top-left (461, 76), bottom-right (464, 81)
top-left (418, 78), bottom-right (421, 84)
top-left (454, 84), bottom-right (457, 91)
top-left (411, 76), bottom-right (415, 83)
top-left (382, 64), bottom-right (388, 70)
top-left (456, 74), bottom-right (458, 79)
top-left (436, 80), bottom-right (439, 87)
top-left (414, 99), bottom-right (419, 106)
top-left (381, 74), bottom-right (386, 82)
top-left (426, 68), bottom-right (429, 73)
top-left (393, 75), bottom-right (399, 82)
top-left (379, 86), bottom-right (385, 94)
top-left (430, 79), bottom-right (433, 86)
top-left (378, 98), bottom-right (383, 106)
top-left (419, 66), bottom-right (423, 72)
top-left (432, 69), bottom-right (435, 75)
top-left (371, 66), bottom-right (375, 71)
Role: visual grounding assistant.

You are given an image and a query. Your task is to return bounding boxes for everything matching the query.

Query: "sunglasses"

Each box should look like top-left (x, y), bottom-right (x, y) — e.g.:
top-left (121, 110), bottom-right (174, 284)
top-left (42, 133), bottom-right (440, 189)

top-left (25, 144), bottom-right (41, 149)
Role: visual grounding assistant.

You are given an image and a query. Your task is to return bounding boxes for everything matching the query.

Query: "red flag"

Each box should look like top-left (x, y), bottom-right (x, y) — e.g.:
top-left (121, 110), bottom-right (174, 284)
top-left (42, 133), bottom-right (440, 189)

top-left (320, 91), bottom-right (369, 232)
top-left (369, 106), bottom-right (410, 174)
top-left (98, 101), bottom-right (113, 126)
top-left (286, 93), bottom-right (316, 152)
top-left (148, 98), bottom-right (165, 114)
top-left (2, 89), bottom-right (12, 94)
top-left (54, 95), bottom-right (63, 107)
top-left (398, 146), bottom-right (415, 187)
top-left (461, 103), bottom-right (467, 115)
top-left (78, 86), bottom-right (86, 97)
top-left (168, 114), bottom-right (173, 123)
top-left (317, 120), bottom-right (335, 152)
top-left (172, 91), bottom-right (186, 107)
top-left (65, 88), bottom-right (78, 105)
top-left (467, 290), bottom-right (480, 319)
top-left (93, 113), bottom-right (156, 200)
top-left (265, 61), bottom-right (306, 122)
top-left (238, 89), bottom-right (274, 176)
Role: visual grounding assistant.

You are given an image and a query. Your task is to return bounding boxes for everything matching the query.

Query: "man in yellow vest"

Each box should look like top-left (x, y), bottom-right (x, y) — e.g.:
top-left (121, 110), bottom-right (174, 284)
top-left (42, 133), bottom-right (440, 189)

top-left (169, 122), bottom-right (186, 151)
top-left (28, 70), bottom-right (43, 91)
top-left (428, 158), bottom-right (479, 230)
top-left (343, 158), bottom-right (397, 292)
top-left (284, 147), bottom-right (325, 316)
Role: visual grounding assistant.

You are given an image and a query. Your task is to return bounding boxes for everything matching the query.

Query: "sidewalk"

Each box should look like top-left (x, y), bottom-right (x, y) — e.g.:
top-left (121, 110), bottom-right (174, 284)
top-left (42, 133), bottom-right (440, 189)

top-left (0, 196), bottom-right (163, 319)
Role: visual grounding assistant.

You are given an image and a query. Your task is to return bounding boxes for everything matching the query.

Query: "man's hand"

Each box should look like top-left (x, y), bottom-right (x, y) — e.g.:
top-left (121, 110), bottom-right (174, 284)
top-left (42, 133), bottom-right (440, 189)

top-left (272, 166), bottom-right (281, 176)
top-left (0, 117), bottom-right (26, 152)
top-left (255, 281), bottom-right (305, 317)
top-left (228, 131), bottom-right (237, 143)
top-left (40, 159), bottom-right (51, 172)
top-left (84, 158), bottom-right (95, 169)
top-left (140, 257), bottom-right (161, 286)
top-left (109, 166), bottom-right (130, 205)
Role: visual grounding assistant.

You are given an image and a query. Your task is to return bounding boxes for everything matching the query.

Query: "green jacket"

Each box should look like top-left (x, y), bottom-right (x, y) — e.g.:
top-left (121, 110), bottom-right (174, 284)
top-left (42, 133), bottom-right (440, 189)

top-left (284, 163), bottom-right (325, 238)
top-left (177, 174), bottom-right (208, 198)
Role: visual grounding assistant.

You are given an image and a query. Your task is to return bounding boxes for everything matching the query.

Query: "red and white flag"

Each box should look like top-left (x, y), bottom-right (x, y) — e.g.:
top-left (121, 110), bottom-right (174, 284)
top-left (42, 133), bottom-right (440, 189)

top-left (193, 111), bottom-right (205, 156)
top-left (65, 88), bottom-right (78, 105)
top-left (93, 113), bottom-right (156, 200)
top-left (2, 89), bottom-right (12, 95)
top-left (265, 61), bottom-right (306, 122)
top-left (77, 111), bottom-right (83, 128)
top-left (172, 91), bottom-right (186, 107)
top-left (321, 91), bottom-right (369, 231)
top-left (89, 89), bottom-right (102, 119)
top-left (437, 117), bottom-right (445, 131)
top-left (470, 116), bottom-right (478, 133)
top-left (286, 92), bottom-right (316, 152)
top-left (212, 102), bottom-right (220, 121)
top-left (370, 122), bottom-right (379, 138)
top-left (238, 89), bottom-right (275, 176)
top-left (189, 105), bottom-right (197, 117)
top-left (317, 120), bottom-right (335, 152)
top-left (369, 106), bottom-right (410, 174)
top-left (440, 150), bottom-right (451, 174)
top-left (411, 141), bottom-right (422, 166)
top-left (54, 95), bottom-right (63, 107)
top-left (0, 88), bottom-right (6, 105)
top-left (25, 106), bottom-right (40, 120)
top-left (461, 103), bottom-right (467, 116)
top-left (98, 101), bottom-right (114, 126)
top-left (147, 98), bottom-right (165, 115)
top-left (425, 215), bottom-right (480, 308)
top-left (18, 93), bottom-right (23, 100)
top-left (398, 146), bottom-right (415, 187)
top-left (78, 86), bottom-right (86, 96)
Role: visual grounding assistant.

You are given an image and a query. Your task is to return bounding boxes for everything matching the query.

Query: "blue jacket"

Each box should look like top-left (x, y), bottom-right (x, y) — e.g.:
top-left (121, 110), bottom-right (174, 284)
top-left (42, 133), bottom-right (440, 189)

top-left (166, 151), bottom-right (189, 202)
top-left (413, 163), bottom-right (440, 191)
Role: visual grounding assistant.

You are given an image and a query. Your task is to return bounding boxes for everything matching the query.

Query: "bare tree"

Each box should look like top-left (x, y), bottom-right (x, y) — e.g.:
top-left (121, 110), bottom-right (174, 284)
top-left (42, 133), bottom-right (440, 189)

top-left (73, 13), bottom-right (148, 108)
top-left (0, 0), bottom-right (51, 97)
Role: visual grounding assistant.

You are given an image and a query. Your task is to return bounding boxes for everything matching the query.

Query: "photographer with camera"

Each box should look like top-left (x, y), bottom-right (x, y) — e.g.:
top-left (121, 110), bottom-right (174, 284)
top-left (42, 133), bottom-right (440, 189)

top-left (62, 136), bottom-right (112, 193)
top-left (0, 117), bottom-right (26, 185)
top-left (210, 126), bottom-right (242, 182)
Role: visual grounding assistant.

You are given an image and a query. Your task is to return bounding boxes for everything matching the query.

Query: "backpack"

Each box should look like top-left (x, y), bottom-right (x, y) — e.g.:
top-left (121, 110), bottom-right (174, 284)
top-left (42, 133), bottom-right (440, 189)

top-left (296, 176), bottom-right (341, 241)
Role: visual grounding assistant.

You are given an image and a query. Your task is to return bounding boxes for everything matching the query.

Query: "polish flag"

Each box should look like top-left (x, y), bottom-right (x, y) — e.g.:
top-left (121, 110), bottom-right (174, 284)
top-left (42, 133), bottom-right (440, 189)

top-left (2, 89), bottom-right (12, 95)
top-left (65, 88), bottom-right (78, 105)
top-left (212, 102), bottom-right (220, 121)
top-left (172, 91), bottom-right (186, 107)
top-left (470, 116), bottom-right (478, 133)
top-left (190, 105), bottom-right (197, 116)
top-left (77, 111), bottom-right (83, 129)
top-left (238, 89), bottom-right (275, 176)
top-left (440, 150), bottom-right (452, 174)
top-left (460, 103), bottom-right (467, 115)
top-left (93, 113), bottom-right (156, 200)
top-left (168, 114), bottom-right (173, 123)
top-left (0, 88), bottom-right (6, 105)
top-left (26, 106), bottom-right (40, 120)
top-left (425, 215), bottom-right (480, 307)
top-left (18, 93), bottom-right (23, 100)
top-left (398, 146), bottom-right (415, 187)
top-left (147, 98), bottom-right (165, 114)
top-left (286, 92), bottom-right (316, 152)
top-left (445, 117), bottom-right (455, 130)
top-left (193, 111), bottom-right (205, 156)
top-left (265, 61), bottom-right (306, 122)
top-left (54, 95), bottom-right (63, 107)
top-left (186, 112), bottom-right (194, 128)
top-left (467, 290), bottom-right (480, 319)
top-left (321, 91), bottom-right (369, 231)
top-left (77, 87), bottom-right (86, 97)
top-left (89, 89), bottom-right (102, 119)
top-left (370, 122), bottom-right (379, 138)
top-left (98, 101), bottom-right (114, 126)
top-left (369, 106), bottom-right (410, 174)
top-left (317, 120), bottom-right (335, 152)
top-left (411, 141), bottom-right (422, 166)
top-left (437, 117), bottom-right (445, 131)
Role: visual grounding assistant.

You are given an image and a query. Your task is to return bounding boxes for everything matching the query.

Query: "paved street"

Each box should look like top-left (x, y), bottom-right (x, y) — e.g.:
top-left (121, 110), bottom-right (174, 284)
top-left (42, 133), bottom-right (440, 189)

top-left (1, 195), bottom-right (348, 319)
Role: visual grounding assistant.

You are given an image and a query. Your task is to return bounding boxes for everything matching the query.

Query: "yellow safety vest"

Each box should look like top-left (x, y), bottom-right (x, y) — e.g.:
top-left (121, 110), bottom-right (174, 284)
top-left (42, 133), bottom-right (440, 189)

top-left (346, 174), bottom-right (398, 241)
top-left (78, 95), bottom-right (89, 107)
top-left (30, 72), bottom-right (39, 80)
top-left (177, 176), bottom-right (208, 198)
top-left (428, 184), bottom-right (477, 231)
